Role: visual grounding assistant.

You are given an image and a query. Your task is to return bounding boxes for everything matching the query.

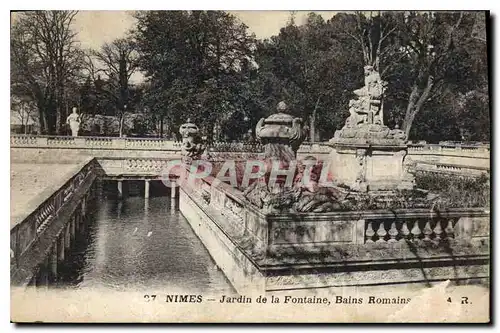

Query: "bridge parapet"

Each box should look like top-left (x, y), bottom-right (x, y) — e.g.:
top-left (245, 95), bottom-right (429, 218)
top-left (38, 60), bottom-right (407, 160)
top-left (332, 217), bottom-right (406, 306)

top-left (10, 158), bottom-right (101, 285)
top-left (11, 135), bottom-right (490, 174)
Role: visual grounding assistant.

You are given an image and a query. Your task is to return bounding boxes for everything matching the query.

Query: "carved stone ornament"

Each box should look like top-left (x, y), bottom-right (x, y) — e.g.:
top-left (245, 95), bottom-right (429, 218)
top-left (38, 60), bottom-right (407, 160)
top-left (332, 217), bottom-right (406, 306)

top-left (179, 119), bottom-right (206, 161)
top-left (255, 101), bottom-right (308, 155)
top-left (332, 66), bottom-right (407, 144)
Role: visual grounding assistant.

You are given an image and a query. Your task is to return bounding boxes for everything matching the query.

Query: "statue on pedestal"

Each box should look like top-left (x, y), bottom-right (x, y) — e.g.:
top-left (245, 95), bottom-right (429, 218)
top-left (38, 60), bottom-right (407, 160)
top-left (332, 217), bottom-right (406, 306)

top-left (66, 107), bottom-right (81, 137)
top-left (329, 66), bottom-right (415, 192)
top-left (333, 66), bottom-right (406, 143)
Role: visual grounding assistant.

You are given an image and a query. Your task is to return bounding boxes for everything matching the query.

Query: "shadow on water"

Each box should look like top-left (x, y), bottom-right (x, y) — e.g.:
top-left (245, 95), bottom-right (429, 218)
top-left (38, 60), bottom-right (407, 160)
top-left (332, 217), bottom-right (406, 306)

top-left (53, 182), bottom-right (234, 294)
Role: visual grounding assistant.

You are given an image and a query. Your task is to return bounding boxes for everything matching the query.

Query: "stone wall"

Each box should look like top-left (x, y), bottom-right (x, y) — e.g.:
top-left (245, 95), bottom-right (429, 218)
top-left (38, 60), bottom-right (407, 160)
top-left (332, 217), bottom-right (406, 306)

top-left (10, 158), bottom-right (101, 286)
top-left (178, 168), bottom-right (490, 293)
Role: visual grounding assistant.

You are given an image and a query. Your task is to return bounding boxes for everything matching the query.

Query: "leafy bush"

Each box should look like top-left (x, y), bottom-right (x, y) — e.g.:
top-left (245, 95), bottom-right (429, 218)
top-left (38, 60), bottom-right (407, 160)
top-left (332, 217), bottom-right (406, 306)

top-left (415, 172), bottom-right (490, 208)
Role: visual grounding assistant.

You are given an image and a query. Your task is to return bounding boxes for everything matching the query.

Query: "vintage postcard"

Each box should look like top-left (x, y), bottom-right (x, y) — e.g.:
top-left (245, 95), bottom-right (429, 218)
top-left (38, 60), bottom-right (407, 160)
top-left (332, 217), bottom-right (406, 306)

top-left (10, 10), bottom-right (490, 323)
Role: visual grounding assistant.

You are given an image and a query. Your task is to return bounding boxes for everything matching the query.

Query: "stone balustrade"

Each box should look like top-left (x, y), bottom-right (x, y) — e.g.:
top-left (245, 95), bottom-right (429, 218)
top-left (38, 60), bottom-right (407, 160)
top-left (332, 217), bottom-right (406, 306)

top-left (365, 217), bottom-right (462, 243)
top-left (10, 158), bottom-right (100, 272)
top-left (209, 141), bottom-right (264, 153)
top-left (11, 135), bottom-right (183, 151)
top-left (12, 135), bottom-right (489, 154)
top-left (414, 160), bottom-right (489, 177)
top-left (408, 141), bottom-right (490, 155)
top-left (180, 167), bottom-right (490, 253)
top-left (11, 135), bottom-right (490, 175)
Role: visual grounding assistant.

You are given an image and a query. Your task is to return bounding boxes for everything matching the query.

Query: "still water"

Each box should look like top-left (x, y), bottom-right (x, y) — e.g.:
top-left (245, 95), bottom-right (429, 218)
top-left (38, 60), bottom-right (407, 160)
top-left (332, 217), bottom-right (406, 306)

top-left (55, 189), bottom-right (233, 294)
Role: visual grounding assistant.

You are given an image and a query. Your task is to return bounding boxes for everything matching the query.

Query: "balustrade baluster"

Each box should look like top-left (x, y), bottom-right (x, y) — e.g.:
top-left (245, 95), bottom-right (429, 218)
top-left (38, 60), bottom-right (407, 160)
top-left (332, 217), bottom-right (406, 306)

top-left (365, 222), bottom-right (375, 243)
top-left (433, 220), bottom-right (443, 242)
top-left (375, 222), bottom-right (387, 243)
top-left (410, 220), bottom-right (422, 240)
top-left (388, 222), bottom-right (398, 242)
top-left (422, 221), bottom-right (433, 241)
top-left (400, 222), bottom-right (410, 242)
top-left (445, 219), bottom-right (455, 238)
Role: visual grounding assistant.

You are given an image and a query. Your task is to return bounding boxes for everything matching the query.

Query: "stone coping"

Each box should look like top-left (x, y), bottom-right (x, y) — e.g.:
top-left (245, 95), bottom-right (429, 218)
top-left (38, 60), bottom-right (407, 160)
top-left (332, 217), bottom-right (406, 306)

top-left (265, 207), bottom-right (490, 221)
top-left (415, 160), bottom-right (490, 171)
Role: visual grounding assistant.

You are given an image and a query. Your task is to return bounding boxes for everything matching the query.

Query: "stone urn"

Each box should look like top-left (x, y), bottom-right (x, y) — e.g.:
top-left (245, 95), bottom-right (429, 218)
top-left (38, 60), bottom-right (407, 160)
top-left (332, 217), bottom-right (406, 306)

top-left (255, 101), bottom-right (308, 163)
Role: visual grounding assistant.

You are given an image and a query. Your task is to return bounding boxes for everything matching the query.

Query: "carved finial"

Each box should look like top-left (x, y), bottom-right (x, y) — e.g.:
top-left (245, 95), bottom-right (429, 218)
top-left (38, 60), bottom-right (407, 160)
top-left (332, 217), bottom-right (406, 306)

top-left (277, 101), bottom-right (288, 113)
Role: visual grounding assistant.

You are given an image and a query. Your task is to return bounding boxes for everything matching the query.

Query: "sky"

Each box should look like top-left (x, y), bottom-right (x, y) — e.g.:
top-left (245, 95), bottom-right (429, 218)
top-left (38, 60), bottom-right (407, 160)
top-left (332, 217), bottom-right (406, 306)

top-left (69, 10), bottom-right (338, 83)
top-left (73, 10), bottom-right (338, 49)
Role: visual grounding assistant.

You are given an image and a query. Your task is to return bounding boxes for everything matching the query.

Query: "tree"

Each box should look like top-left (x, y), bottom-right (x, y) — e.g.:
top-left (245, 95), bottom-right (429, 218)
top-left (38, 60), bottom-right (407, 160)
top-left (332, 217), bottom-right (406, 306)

top-left (336, 11), bottom-right (489, 140)
top-left (87, 38), bottom-right (139, 137)
top-left (11, 11), bottom-right (84, 134)
top-left (133, 10), bottom-right (256, 138)
top-left (253, 12), bottom-right (363, 141)
top-left (11, 94), bottom-right (37, 134)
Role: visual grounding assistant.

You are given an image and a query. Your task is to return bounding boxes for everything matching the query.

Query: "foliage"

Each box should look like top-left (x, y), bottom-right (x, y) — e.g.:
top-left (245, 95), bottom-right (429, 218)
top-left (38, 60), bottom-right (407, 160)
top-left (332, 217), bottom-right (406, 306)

top-left (86, 38), bottom-right (140, 137)
top-left (11, 11), bottom-right (85, 134)
top-left (133, 11), bottom-right (257, 139)
top-left (10, 11), bottom-right (489, 143)
top-left (415, 171), bottom-right (490, 208)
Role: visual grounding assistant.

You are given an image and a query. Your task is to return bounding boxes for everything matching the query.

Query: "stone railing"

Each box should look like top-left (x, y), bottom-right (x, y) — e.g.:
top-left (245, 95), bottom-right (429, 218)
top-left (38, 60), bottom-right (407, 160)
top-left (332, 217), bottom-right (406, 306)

top-left (362, 209), bottom-right (488, 243)
top-left (11, 135), bottom-right (490, 174)
top-left (209, 141), bottom-right (264, 153)
top-left (96, 157), bottom-right (175, 177)
top-left (413, 160), bottom-right (490, 177)
top-left (179, 164), bottom-right (489, 255)
top-left (10, 158), bottom-right (100, 268)
top-left (408, 141), bottom-right (490, 154)
top-left (297, 142), bottom-right (332, 154)
top-left (265, 208), bottom-right (489, 253)
top-left (11, 135), bottom-right (489, 154)
top-left (10, 135), bottom-right (183, 151)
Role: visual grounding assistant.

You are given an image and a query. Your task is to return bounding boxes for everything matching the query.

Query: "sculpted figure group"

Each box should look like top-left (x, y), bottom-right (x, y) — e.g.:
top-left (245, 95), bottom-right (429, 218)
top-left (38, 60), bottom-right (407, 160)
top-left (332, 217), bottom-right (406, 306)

top-left (335, 66), bottom-right (406, 142)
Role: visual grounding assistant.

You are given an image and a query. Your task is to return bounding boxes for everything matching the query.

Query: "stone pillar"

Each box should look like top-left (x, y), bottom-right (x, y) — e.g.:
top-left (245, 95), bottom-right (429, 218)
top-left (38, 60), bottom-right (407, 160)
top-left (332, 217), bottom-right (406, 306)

top-left (117, 180), bottom-right (123, 199)
top-left (58, 233), bottom-right (65, 261)
top-left (171, 200), bottom-right (177, 213)
top-left (49, 244), bottom-right (58, 282)
top-left (145, 180), bottom-right (150, 199)
top-left (71, 216), bottom-right (76, 241)
top-left (171, 180), bottom-right (177, 199)
top-left (82, 196), bottom-right (87, 217)
top-left (65, 223), bottom-right (71, 249)
top-left (38, 258), bottom-right (49, 288)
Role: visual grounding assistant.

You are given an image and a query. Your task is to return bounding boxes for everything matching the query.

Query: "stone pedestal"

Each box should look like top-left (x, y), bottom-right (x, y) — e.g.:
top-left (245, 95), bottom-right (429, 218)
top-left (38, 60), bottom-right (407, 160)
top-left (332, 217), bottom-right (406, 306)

top-left (328, 140), bottom-right (415, 192)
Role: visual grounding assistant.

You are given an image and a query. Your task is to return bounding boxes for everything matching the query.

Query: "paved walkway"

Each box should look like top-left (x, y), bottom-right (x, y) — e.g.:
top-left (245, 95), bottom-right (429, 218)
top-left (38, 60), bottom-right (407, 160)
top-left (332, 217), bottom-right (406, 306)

top-left (10, 162), bottom-right (83, 228)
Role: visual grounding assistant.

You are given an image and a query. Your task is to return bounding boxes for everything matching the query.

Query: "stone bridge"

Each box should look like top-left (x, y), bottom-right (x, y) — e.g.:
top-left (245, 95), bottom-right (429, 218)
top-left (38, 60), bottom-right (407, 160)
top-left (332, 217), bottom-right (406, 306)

top-left (11, 135), bottom-right (490, 177)
top-left (10, 135), bottom-right (490, 289)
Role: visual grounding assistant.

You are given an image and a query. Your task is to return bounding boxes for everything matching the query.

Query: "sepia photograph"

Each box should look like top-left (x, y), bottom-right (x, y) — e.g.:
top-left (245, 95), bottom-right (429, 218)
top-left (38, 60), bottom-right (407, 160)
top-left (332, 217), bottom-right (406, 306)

top-left (9, 9), bottom-right (491, 323)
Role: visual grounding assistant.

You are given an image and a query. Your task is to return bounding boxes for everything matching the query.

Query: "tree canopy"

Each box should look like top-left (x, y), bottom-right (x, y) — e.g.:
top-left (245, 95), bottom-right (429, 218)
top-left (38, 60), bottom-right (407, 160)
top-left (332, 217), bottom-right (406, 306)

top-left (11, 10), bottom-right (490, 142)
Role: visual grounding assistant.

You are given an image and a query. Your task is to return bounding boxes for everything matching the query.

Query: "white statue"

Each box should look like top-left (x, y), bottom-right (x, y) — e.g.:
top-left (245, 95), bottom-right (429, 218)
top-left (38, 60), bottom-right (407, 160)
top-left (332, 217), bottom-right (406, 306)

top-left (66, 107), bottom-right (80, 137)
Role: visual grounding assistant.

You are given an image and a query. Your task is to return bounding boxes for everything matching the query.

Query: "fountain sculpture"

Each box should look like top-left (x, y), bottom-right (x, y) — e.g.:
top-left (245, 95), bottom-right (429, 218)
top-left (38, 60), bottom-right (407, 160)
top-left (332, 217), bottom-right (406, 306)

top-left (179, 119), bottom-right (207, 162)
top-left (243, 101), bottom-right (341, 213)
top-left (329, 65), bottom-right (415, 192)
top-left (176, 86), bottom-right (489, 295)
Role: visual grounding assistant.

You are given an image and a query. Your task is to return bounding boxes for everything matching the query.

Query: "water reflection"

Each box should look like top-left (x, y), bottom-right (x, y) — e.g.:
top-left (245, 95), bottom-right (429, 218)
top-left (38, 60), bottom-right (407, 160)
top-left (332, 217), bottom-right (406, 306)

top-left (56, 196), bottom-right (233, 293)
